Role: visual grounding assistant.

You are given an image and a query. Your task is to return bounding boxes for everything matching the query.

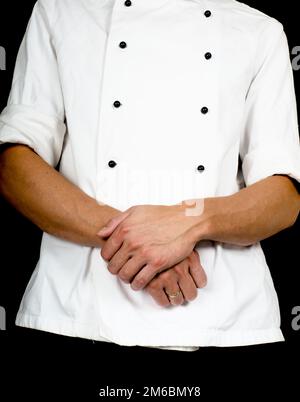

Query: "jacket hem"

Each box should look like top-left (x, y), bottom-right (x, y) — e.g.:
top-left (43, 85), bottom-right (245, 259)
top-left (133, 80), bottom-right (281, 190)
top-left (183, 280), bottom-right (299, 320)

top-left (15, 312), bottom-right (285, 348)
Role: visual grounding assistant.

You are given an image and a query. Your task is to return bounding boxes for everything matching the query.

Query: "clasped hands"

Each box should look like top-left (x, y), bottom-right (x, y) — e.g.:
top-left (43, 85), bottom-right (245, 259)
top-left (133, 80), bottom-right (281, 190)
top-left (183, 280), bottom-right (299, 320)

top-left (97, 203), bottom-right (207, 307)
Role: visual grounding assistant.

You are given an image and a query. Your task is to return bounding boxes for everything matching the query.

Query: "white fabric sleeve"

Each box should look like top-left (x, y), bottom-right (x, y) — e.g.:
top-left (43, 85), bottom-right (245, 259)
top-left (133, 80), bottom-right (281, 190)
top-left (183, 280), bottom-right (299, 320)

top-left (240, 20), bottom-right (300, 186)
top-left (0, 1), bottom-right (66, 167)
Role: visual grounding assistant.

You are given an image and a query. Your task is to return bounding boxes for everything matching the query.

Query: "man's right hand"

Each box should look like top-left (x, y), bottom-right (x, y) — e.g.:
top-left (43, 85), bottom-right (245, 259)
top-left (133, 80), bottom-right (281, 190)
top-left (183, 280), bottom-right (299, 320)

top-left (144, 250), bottom-right (207, 307)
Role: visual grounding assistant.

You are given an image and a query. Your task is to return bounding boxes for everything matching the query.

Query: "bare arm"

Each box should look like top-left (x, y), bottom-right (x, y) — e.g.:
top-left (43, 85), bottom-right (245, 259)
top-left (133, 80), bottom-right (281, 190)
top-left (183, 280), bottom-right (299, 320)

top-left (191, 175), bottom-right (300, 246)
top-left (0, 144), bottom-right (120, 247)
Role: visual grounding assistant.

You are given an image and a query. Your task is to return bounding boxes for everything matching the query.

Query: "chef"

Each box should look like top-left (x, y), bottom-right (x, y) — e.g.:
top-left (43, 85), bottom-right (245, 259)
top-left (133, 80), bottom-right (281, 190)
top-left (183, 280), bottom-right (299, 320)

top-left (0, 0), bottom-right (299, 352)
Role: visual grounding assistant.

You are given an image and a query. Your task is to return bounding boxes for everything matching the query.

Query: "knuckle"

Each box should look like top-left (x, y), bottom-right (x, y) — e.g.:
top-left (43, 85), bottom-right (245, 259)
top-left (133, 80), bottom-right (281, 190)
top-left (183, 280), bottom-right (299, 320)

top-left (160, 270), bottom-right (176, 282)
top-left (127, 238), bottom-right (140, 250)
top-left (140, 246), bottom-right (151, 260)
top-left (173, 264), bottom-right (184, 275)
top-left (174, 264), bottom-right (189, 277)
top-left (159, 271), bottom-right (169, 281)
top-left (152, 254), bottom-right (167, 269)
top-left (119, 225), bottom-right (130, 237)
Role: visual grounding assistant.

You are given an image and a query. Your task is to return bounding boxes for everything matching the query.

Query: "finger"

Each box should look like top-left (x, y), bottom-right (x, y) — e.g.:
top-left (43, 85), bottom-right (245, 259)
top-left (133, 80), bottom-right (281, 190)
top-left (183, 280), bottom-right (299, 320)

top-left (164, 284), bottom-right (184, 306)
top-left (189, 250), bottom-right (207, 288)
top-left (130, 264), bottom-right (159, 291)
top-left (100, 231), bottom-right (124, 261)
top-left (107, 244), bottom-right (132, 275)
top-left (117, 255), bottom-right (146, 283)
top-left (178, 271), bottom-right (198, 302)
top-left (97, 211), bottom-right (130, 237)
top-left (146, 283), bottom-right (170, 307)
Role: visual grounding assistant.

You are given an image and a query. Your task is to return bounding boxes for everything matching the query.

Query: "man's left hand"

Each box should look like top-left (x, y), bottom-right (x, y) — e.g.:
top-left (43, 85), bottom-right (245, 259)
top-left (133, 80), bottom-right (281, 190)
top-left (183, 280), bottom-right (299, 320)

top-left (98, 204), bottom-right (203, 290)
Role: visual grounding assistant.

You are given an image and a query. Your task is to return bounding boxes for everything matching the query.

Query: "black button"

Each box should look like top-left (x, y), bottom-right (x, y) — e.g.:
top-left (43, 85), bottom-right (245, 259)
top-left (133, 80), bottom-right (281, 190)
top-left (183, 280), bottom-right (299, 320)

top-left (108, 160), bottom-right (117, 168)
top-left (197, 165), bottom-right (205, 172)
top-left (204, 10), bottom-right (212, 18)
top-left (113, 100), bottom-right (121, 108)
top-left (124, 0), bottom-right (132, 6)
top-left (119, 41), bottom-right (127, 49)
top-left (201, 107), bottom-right (208, 114)
top-left (205, 52), bottom-right (212, 60)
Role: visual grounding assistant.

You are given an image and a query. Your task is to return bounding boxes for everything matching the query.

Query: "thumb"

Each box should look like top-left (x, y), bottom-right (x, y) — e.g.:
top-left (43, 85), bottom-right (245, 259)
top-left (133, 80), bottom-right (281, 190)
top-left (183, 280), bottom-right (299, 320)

top-left (189, 250), bottom-right (207, 288)
top-left (97, 211), bottom-right (130, 237)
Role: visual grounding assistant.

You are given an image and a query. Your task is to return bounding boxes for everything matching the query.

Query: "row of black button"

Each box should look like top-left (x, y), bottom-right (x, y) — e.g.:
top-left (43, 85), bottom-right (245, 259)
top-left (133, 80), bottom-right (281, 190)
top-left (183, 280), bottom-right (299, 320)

top-left (201, 7), bottom-right (211, 138)
top-left (119, 40), bottom-right (212, 60)
top-left (113, 101), bottom-right (209, 114)
top-left (108, 160), bottom-right (205, 172)
top-left (108, 0), bottom-right (128, 170)
top-left (124, 1), bottom-right (212, 18)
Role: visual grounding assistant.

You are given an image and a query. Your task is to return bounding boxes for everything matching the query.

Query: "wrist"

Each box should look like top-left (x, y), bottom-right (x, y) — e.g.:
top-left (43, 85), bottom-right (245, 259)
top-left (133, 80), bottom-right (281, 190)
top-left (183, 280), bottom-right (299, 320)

top-left (182, 198), bottom-right (215, 244)
top-left (80, 200), bottom-right (121, 247)
top-left (168, 199), bottom-right (211, 245)
top-left (96, 202), bottom-right (121, 228)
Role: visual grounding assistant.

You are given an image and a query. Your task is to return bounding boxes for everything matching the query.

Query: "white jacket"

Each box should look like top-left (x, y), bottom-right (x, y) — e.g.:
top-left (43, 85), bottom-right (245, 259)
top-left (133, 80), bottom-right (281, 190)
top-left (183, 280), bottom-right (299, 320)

top-left (0, 0), bottom-right (299, 350)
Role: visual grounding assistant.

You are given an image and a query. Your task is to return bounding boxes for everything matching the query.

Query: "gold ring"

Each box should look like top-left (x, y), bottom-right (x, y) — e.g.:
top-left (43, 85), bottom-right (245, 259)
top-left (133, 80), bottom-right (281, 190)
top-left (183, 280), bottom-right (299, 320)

top-left (166, 290), bottom-right (182, 299)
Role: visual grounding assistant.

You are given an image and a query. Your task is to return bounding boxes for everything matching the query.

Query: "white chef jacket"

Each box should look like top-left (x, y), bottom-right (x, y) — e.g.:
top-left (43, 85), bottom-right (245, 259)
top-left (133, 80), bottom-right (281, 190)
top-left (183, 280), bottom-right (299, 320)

top-left (0, 0), bottom-right (300, 352)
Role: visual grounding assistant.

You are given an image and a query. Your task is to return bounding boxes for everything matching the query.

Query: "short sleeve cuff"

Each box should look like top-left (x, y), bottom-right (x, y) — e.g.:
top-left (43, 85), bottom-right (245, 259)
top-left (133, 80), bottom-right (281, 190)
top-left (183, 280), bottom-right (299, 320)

top-left (242, 146), bottom-right (300, 186)
top-left (0, 104), bottom-right (66, 167)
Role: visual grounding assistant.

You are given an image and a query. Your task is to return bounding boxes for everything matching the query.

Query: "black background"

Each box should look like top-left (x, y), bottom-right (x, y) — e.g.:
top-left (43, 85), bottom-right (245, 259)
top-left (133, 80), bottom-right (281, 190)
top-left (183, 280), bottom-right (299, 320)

top-left (0, 1), bottom-right (299, 400)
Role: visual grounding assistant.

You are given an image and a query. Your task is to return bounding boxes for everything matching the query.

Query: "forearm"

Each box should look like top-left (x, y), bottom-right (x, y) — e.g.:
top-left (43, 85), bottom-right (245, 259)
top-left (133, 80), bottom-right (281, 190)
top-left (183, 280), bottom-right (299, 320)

top-left (189, 176), bottom-right (300, 246)
top-left (0, 144), bottom-right (120, 247)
